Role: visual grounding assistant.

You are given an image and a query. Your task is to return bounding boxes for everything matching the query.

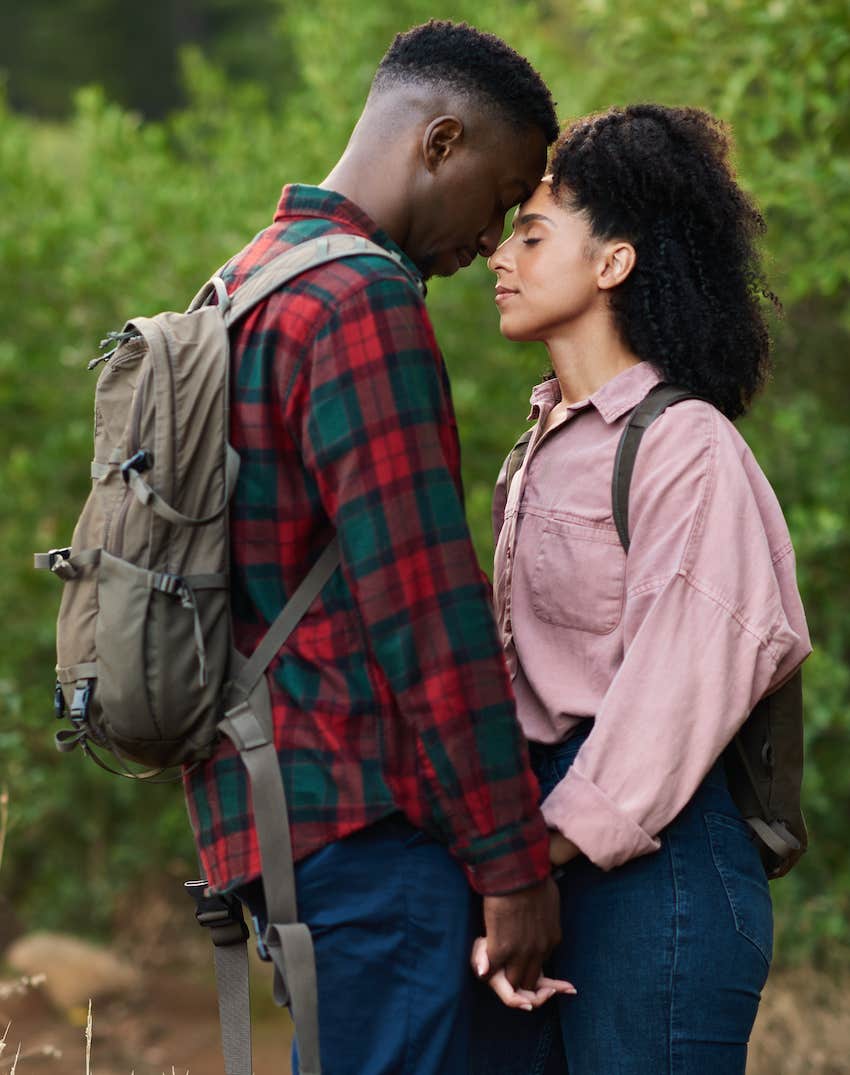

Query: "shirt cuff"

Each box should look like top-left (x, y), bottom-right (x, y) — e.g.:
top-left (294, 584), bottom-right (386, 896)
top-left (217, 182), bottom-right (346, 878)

top-left (459, 813), bottom-right (552, 896)
top-left (541, 768), bottom-right (660, 871)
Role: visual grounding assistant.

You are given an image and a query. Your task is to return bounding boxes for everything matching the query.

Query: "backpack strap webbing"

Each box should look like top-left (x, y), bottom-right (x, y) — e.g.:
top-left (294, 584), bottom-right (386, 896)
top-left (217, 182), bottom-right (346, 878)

top-left (611, 383), bottom-right (703, 552)
top-left (188, 231), bottom-right (420, 1075)
top-left (609, 385), bottom-right (805, 876)
top-left (233, 537), bottom-right (342, 703)
top-left (214, 540), bottom-right (341, 1075)
top-left (187, 233), bottom-right (424, 321)
top-left (505, 428), bottom-right (534, 491)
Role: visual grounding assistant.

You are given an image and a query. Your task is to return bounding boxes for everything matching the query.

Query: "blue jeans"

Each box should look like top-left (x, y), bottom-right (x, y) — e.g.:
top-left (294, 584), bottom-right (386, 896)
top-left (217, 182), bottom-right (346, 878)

top-left (471, 725), bottom-right (773, 1075)
top-left (237, 813), bottom-right (476, 1075)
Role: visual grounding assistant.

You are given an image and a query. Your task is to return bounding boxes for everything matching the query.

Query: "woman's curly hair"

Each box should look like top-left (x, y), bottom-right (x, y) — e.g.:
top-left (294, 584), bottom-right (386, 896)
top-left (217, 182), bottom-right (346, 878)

top-left (550, 104), bottom-right (777, 419)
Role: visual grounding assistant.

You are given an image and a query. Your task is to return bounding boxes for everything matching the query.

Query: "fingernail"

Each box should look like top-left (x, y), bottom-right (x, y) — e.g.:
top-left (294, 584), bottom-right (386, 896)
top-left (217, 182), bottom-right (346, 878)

top-left (475, 956), bottom-right (487, 977)
top-left (521, 1003), bottom-right (533, 1011)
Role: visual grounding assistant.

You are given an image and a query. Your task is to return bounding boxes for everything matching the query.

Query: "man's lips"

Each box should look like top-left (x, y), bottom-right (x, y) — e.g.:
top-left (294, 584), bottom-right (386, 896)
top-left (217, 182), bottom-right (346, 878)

top-left (456, 248), bottom-right (475, 269)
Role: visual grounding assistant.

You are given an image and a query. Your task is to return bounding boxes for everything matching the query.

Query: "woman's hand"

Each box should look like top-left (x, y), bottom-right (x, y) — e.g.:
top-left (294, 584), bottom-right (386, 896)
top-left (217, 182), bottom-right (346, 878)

top-left (470, 936), bottom-right (576, 1010)
top-left (549, 831), bottom-right (579, 867)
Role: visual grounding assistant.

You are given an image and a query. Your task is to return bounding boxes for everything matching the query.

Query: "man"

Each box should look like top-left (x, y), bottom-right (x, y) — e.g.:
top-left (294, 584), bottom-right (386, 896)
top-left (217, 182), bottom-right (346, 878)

top-left (184, 20), bottom-right (561, 1074)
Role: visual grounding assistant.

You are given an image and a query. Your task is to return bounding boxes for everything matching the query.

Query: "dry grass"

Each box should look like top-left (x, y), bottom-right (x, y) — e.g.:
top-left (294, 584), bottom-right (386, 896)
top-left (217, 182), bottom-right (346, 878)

top-left (1, 790), bottom-right (189, 1075)
top-left (0, 787), bottom-right (8, 877)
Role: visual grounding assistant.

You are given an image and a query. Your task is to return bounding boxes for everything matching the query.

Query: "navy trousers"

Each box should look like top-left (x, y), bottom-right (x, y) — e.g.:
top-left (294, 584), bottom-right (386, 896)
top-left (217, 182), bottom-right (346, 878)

top-left (472, 725), bottom-right (773, 1075)
top-left (238, 814), bottom-right (476, 1075)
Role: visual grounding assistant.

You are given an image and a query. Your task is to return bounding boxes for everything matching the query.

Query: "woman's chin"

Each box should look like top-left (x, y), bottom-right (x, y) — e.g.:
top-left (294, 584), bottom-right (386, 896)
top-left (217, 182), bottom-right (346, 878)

top-left (498, 318), bottom-right (534, 343)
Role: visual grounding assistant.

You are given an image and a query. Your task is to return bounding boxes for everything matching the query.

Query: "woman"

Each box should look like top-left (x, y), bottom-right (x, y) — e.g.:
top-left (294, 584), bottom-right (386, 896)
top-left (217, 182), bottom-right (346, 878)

top-left (471, 104), bottom-right (811, 1074)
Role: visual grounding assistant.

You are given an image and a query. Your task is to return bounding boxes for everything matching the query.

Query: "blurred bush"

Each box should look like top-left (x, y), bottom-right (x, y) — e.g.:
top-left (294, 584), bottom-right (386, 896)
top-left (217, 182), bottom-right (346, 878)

top-left (0, 0), bottom-right (847, 963)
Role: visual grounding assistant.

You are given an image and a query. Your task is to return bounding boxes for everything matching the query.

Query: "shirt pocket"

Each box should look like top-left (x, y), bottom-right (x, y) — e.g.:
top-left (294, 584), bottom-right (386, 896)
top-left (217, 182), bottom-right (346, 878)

top-left (530, 518), bottom-right (625, 634)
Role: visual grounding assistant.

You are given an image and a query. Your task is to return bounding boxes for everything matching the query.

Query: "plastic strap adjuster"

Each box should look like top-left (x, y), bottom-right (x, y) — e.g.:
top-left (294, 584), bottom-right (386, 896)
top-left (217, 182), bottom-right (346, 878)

top-left (185, 881), bottom-right (249, 947)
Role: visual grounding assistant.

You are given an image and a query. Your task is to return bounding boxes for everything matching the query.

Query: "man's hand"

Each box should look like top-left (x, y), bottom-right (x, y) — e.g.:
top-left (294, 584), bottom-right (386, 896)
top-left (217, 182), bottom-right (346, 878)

top-left (481, 876), bottom-right (562, 991)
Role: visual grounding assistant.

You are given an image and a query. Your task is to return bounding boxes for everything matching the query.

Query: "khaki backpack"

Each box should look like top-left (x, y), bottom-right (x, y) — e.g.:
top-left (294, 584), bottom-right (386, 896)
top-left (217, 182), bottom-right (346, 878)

top-left (504, 383), bottom-right (808, 879)
top-left (35, 233), bottom-right (422, 1075)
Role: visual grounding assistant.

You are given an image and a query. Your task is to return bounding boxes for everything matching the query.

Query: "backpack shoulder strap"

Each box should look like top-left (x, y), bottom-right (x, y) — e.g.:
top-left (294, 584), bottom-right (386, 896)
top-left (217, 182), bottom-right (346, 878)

top-left (505, 428), bottom-right (534, 491)
top-left (611, 383), bottom-right (705, 551)
top-left (188, 234), bottom-right (422, 324)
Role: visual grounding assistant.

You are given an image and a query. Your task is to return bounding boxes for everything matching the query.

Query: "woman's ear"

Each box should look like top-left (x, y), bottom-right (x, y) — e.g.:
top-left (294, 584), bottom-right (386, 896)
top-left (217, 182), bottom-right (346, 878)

top-left (422, 115), bottom-right (464, 173)
top-left (598, 241), bottom-right (636, 290)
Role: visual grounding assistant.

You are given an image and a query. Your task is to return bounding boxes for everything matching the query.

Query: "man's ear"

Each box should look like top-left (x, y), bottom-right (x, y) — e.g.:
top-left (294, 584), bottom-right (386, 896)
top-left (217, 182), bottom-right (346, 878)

top-left (422, 115), bottom-right (464, 173)
top-left (598, 241), bottom-right (637, 290)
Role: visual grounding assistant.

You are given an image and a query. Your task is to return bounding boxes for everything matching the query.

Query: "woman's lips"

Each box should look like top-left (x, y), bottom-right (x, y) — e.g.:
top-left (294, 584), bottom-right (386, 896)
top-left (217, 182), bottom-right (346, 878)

top-left (494, 285), bottom-right (518, 304)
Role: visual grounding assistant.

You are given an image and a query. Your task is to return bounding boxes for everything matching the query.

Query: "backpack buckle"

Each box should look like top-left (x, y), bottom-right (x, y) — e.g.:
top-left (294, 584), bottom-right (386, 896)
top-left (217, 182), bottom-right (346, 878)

top-left (70, 679), bottom-right (93, 725)
top-left (185, 881), bottom-right (250, 947)
top-left (121, 449), bottom-right (154, 483)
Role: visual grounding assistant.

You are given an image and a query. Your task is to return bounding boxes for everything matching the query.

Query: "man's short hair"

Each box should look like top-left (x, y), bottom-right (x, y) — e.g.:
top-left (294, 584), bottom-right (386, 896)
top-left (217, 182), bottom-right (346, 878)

top-left (372, 20), bottom-right (558, 144)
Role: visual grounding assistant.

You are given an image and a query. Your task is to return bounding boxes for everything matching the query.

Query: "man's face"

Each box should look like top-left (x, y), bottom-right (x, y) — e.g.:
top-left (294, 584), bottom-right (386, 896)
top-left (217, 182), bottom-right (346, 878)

top-left (407, 121), bottom-right (549, 280)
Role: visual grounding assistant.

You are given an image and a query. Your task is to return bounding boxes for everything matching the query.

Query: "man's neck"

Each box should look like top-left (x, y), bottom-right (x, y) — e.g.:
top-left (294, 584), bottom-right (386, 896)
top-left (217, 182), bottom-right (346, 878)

top-left (321, 141), bottom-right (410, 250)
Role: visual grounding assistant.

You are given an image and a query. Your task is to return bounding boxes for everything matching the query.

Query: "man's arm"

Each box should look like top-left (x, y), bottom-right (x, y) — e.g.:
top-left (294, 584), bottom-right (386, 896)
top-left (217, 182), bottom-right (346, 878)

top-left (297, 273), bottom-right (558, 978)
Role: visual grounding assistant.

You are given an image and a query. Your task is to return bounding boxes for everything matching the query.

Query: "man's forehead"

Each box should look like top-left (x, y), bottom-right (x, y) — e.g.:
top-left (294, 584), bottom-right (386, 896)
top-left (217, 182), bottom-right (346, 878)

top-left (511, 175), bottom-right (552, 219)
top-left (496, 136), bottom-right (548, 196)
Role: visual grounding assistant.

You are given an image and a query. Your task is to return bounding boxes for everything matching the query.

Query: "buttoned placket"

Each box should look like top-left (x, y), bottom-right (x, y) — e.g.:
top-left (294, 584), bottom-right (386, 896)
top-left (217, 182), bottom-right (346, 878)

top-left (499, 399), bottom-right (575, 678)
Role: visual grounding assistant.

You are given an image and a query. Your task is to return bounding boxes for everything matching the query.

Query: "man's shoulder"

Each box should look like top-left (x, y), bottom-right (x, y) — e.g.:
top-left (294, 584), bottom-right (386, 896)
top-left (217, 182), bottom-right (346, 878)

top-left (221, 215), bottom-right (431, 372)
top-left (229, 217), bottom-right (422, 308)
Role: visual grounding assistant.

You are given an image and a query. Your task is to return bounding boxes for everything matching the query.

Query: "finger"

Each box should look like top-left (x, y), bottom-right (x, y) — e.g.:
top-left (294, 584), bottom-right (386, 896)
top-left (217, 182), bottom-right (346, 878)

top-left (487, 970), bottom-right (535, 1011)
top-left (520, 985), bottom-right (557, 1007)
top-left (470, 936), bottom-right (490, 979)
top-left (537, 975), bottom-right (577, 995)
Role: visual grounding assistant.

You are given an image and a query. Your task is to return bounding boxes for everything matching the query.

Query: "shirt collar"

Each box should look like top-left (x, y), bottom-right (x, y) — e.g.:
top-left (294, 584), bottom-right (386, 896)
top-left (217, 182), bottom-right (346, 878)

top-left (528, 361), bottom-right (663, 424)
top-left (274, 184), bottom-right (424, 292)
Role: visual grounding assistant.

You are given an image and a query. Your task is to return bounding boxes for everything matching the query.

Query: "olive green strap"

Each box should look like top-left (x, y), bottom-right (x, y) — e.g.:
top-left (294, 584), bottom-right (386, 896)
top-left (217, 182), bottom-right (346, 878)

top-left (611, 384), bottom-right (703, 552)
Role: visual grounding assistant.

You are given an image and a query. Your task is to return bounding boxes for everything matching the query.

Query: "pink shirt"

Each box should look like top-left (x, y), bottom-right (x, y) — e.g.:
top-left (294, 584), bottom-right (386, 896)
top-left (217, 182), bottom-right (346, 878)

top-left (493, 362), bottom-right (811, 870)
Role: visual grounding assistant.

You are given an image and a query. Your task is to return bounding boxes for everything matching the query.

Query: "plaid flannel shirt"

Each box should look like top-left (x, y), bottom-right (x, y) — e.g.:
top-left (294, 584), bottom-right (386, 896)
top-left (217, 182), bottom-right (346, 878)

top-left (184, 185), bottom-right (550, 896)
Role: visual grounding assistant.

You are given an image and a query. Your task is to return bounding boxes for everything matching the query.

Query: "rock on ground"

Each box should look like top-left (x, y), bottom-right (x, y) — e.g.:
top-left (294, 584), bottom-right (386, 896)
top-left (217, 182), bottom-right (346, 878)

top-left (5, 931), bottom-right (141, 1010)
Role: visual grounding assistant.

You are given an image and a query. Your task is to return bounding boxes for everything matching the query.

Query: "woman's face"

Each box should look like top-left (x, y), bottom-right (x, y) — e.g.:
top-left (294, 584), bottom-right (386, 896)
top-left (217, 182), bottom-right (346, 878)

top-left (487, 178), bottom-right (604, 343)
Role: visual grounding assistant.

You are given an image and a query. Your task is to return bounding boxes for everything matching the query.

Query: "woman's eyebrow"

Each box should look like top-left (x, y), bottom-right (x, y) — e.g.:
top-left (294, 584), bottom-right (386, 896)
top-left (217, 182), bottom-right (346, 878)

top-left (511, 211), bottom-right (555, 231)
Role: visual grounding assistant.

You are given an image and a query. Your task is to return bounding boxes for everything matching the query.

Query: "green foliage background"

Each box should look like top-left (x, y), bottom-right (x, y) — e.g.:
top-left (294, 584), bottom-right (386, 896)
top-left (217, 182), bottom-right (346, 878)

top-left (1, 0), bottom-right (848, 964)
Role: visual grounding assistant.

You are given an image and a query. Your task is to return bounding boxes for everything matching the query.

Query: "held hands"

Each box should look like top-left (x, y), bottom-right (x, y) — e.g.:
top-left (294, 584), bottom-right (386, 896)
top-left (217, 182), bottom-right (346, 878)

top-left (471, 935), bottom-right (575, 1010)
top-left (474, 875), bottom-right (576, 1010)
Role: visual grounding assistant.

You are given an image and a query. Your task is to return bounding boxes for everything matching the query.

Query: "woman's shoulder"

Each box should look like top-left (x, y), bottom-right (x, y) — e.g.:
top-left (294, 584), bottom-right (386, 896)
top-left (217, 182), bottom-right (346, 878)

top-left (639, 395), bottom-right (756, 474)
top-left (632, 395), bottom-right (786, 523)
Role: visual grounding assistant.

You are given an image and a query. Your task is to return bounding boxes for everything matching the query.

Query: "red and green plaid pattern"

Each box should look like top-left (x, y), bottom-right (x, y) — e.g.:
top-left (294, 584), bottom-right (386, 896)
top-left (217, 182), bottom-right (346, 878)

top-left (184, 186), bottom-right (549, 896)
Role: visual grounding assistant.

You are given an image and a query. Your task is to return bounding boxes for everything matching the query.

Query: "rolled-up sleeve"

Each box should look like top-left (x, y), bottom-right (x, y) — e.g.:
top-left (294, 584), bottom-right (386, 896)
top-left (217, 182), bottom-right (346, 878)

top-left (542, 402), bottom-right (811, 870)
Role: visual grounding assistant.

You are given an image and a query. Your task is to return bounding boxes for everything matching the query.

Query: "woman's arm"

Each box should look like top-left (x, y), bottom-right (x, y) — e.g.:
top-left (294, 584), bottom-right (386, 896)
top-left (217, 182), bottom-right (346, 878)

top-left (541, 402), bottom-right (811, 870)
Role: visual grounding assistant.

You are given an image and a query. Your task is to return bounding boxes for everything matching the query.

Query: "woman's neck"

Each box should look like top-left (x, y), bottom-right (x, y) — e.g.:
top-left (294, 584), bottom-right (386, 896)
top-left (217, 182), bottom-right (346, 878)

top-left (545, 317), bottom-right (641, 406)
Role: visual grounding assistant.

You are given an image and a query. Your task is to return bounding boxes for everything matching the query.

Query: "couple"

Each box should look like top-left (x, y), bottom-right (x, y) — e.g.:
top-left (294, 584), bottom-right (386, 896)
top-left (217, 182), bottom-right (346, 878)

top-left (183, 20), bottom-right (810, 1075)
